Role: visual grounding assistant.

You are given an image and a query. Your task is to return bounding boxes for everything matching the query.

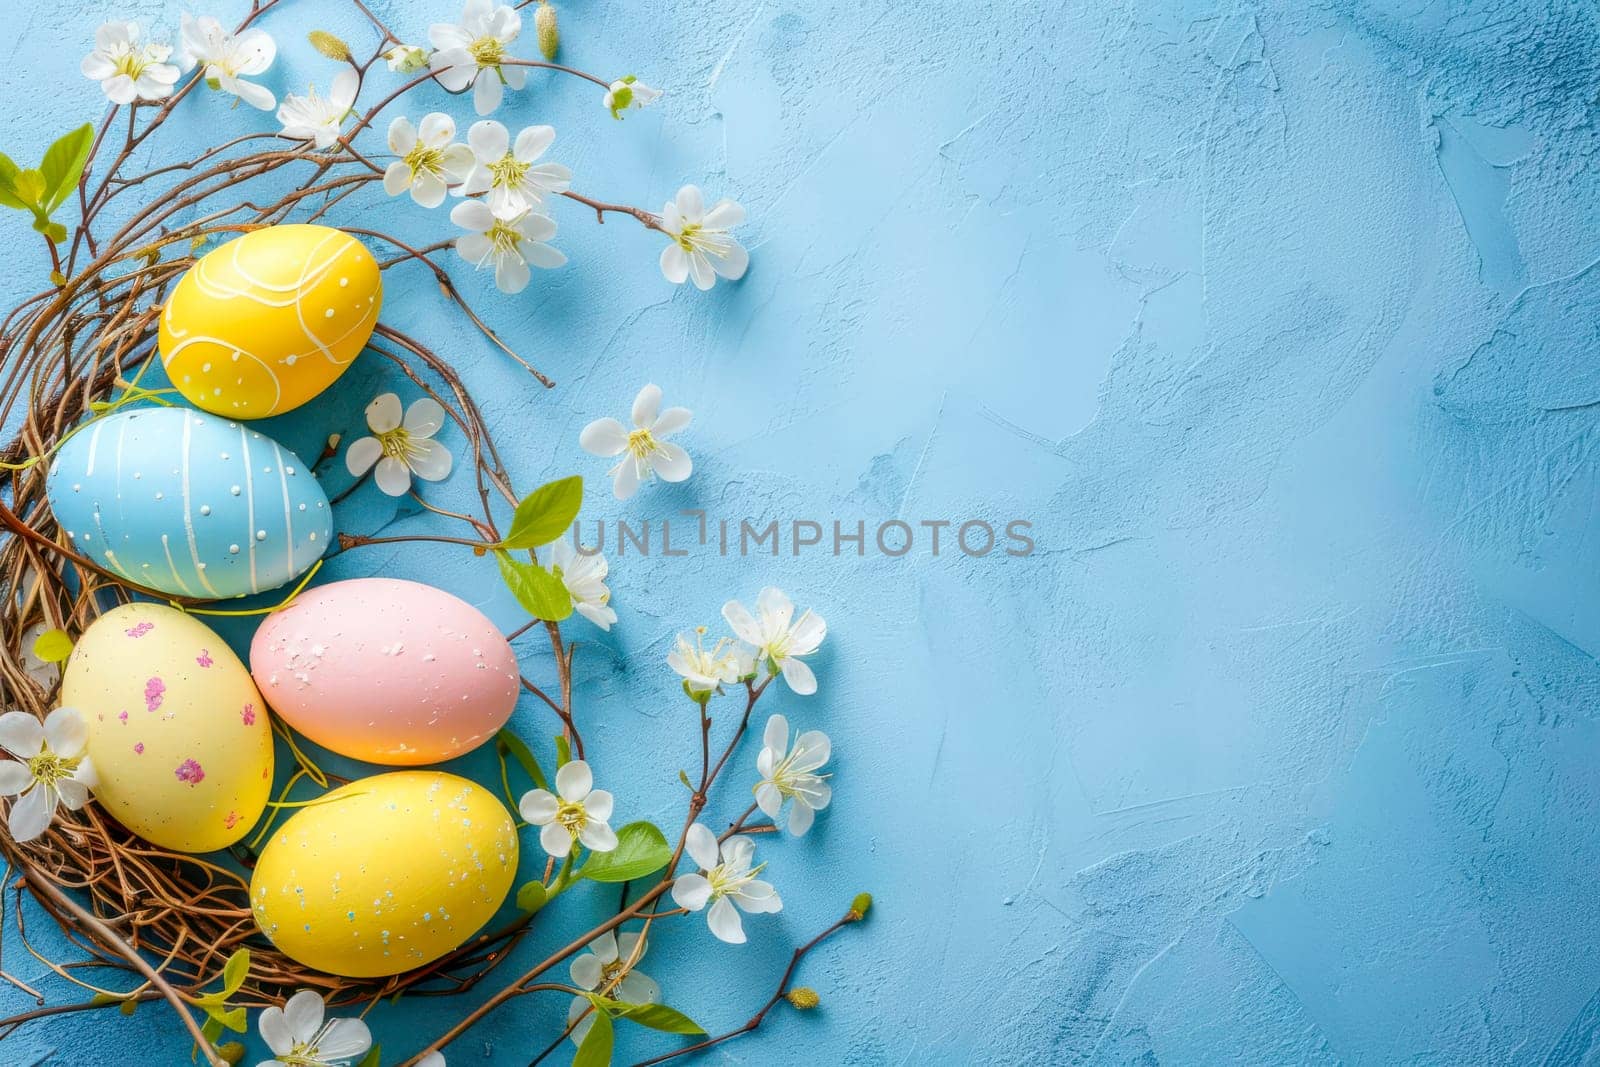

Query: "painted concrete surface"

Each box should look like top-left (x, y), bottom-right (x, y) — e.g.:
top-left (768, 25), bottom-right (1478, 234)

top-left (3, 0), bottom-right (1600, 1063)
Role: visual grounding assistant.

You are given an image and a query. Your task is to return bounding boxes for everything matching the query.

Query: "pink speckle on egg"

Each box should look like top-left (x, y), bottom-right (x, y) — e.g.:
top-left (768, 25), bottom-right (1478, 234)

top-left (118, 710), bottom-right (128, 724)
top-left (125, 621), bottom-right (153, 638)
top-left (133, 742), bottom-right (144, 755)
top-left (223, 810), bottom-right (241, 829)
top-left (144, 677), bottom-right (165, 712)
top-left (196, 649), bottom-right (213, 668)
top-left (174, 758), bottom-right (204, 785)
top-left (241, 703), bottom-right (256, 726)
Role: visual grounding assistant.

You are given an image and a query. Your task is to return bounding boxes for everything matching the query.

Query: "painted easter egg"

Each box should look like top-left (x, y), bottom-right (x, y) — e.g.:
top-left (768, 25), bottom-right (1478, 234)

top-left (158, 224), bottom-right (382, 418)
top-left (46, 408), bottom-right (331, 600)
top-left (250, 771), bottom-right (518, 977)
top-left (250, 578), bottom-right (519, 765)
top-left (61, 603), bottom-right (273, 852)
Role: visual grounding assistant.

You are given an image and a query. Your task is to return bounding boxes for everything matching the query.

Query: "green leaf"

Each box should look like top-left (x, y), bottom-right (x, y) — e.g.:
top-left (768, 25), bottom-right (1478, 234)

top-left (355, 1047), bottom-right (382, 1067)
top-left (499, 475), bottom-right (582, 549)
top-left (572, 1006), bottom-right (613, 1067)
top-left (0, 153), bottom-right (25, 211)
top-left (516, 879), bottom-right (549, 914)
top-left (200, 1014), bottom-right (222, 1043)
top-left (580, 821), bottom-right (671, 883)
top-left (495, 549), bottom-right (571, 622)
top-left (33, 627), bottom-right (74, 659)
top-left (554, 733), bottom-right (571, 768)
top-left (496, 728), bottom-right (548, 791)
top-left (40, 124), bottom-right (93, 213)
top-left (212, 1004), bottom-right (247, 1033)
top-left (119, 997), bottom-right (138, 1016)
top-left (614, 1002), bottom-right (705, 1035)
top-left (221, 948), bottom-right (250, 995)
top-left (13, 170), bottom-right (45, 209)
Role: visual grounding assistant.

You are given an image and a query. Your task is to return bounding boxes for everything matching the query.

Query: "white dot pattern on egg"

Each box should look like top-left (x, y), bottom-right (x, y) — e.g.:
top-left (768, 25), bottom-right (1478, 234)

top-left (250, 771), bottom-right (518, 977)
top-left (46, 408), bottom-right (330, 600)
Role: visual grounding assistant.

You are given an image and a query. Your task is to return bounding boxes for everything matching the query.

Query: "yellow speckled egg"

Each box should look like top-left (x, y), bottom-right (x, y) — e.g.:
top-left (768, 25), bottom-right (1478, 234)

top-left (62, 603), bottom-right (273, 852)
top-left (158, 224), bottom-right (381, 418)
top-left (250, 772), bottom-right (518, 977)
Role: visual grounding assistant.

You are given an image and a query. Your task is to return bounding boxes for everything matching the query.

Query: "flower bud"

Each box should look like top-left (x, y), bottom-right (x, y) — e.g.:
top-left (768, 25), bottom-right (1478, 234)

top-left (307, 30), bottom-right (352, 62)
top-left (847, 892), bottom-right (872, 921)
top-left (326, 432), bottom-right (342, 451)
top-left (536, 2), bottom-right (560, 60)
top-left (384, 44), bottom-right (430, 73)
top-left (785, 988), bottom-right (820, 1010)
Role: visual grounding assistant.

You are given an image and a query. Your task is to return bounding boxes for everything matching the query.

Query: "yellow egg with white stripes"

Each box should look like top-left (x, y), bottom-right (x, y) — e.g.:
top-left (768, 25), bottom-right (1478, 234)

top-left (159, 224), bottom-right (382, 419)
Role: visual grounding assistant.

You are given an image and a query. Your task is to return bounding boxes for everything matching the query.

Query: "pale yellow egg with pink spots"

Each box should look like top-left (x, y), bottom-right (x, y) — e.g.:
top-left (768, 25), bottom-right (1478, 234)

top-left (158, 224), bottom-right (382, 419)
top-left (61, 603), bottom-right (273, 852)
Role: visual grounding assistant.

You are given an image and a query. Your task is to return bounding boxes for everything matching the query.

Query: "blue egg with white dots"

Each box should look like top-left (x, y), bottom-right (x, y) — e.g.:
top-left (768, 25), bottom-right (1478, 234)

top-left (46, 408), bottom-right (330, 600)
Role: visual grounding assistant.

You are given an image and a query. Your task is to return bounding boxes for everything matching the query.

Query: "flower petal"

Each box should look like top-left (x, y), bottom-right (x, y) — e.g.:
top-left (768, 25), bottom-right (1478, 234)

top-left (754, 781), bottom-right (782, 820)
top-left (407, 439), bottom-right (454, 482)
top-left (684, 821), bottom-right (719, 871)
top-left (403, 397), bottom-right (447, 437)
top-left (0, 762), bottom-right (31, 796)
top-left (583, 789), bottom-right (613, 823)
top-left (610, 458), bottom-right (641, 500)
top-left (468, 119), bottom-right (509, 162)
top-left (43, 707), bottom-right (86, 757)
top-left (346, 436), bottom-right (382, 476)
top-left (579, 418), bottom-right (629, 458)
top-left (383, 161), bottom-right (412, 197)
top-left (518, 788), bottom-right (557, 824)
top-left (555, 759), bottom-right (592, 802)
top-left (670, 872), bottom-right (711, 911)
top-left (418, 111), bottom-right (457, 146)
top-left (734, 880), bottom-right (783, 914)
top-left (675, 185), bottom-right (705, 222)
top-left (494, 255), bottom-right (531, 294)
top-left (651, 442), bottom-right (692, 483)
top-left (720, 600), bottom-right (763, 647)
top-left (54, 776), bottom-right (91, 810)
top-left (579, 820), bottom-right (617, 852)
top-left (317, 1018), bottom-right (372, 1059)
top-left (706, 896), bottom-right (746, 943)
top-left (569, 952), bottom-right (602, 990)
top-left (617, 971), bottom-right (660, 1006)
top-left (365, 393), bottom-right (402, 433)
top-left (474, 70), bottom-right (502, 115)
top-left (8, 784), bottom-right (54, 842)
top-left (374, 456), bottom-right (413, 497)
top-left (686, 251), bottom-right (716, 291)
top-left (787, 801), bottom-right (815, 836)
top-left (659, 243), bottom-right (689, 285)
top-left (282, 990), bottom-right (325, 1044)
top-left (451, 197), bottom-right (495, 232)
top-left (412, 173), bottom-right (448, 209)
top-left (650, 407), bottom-right (692, 438)
top-left (387, 116), bottom-right (417, 154)
top-left (590, 929), bottom-right (619, 964)
top-left (702, 199), bottom-right (747, 230)
top-left (0, 713), bottom-right (45, 759)
top-left (762, 715), bottom-right (789, 755)
top-left (540, 820), bottom-right (573, 857)
top-left (514, 124), bottom-right (555, 162)
top-left (788, 610), bottom-right (827, 655)
top-left (257, 1005), bottom-right (294, 1055)
top-left (631, 384), bottom-right (662, 429)
top-left (779, 656), bottom-right (817, 696)
top-left (792, 730), bottom-right (831, 771)
top-left (713, 240), bottom-right (750, 281)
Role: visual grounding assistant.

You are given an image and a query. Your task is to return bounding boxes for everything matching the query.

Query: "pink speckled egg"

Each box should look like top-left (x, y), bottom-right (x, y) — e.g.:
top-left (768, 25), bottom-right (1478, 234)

top-left (250, 578), bottom-right (518, 764)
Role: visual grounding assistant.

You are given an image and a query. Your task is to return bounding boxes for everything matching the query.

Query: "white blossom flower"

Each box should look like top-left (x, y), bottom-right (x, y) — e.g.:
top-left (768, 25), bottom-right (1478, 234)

top-left (667, 628), bottom-right (750, 696)
top-left (659, 185), bottom-right (748, 291)
top-left (755, 714), bottom-right (831, 836)
top-left (277, 69), bottom-right (359, 150)
top-left (722, 587), bottom-right (826, 696)
top-left (549, 540), bottom-right (615, 631)
top-left (450, 200), bottom-right (564, 294)
top-left (428, 0), bottom-right (526, 116)
top-left (0, 707), bottom-right (96, 843)
top-left (255, 989), bottom-right (371, 1067)
top-left (578, 384), bottom-right (692, 500)
top-left (463, 121), bottom-right (571, 217)
top-left (384, 43), bottom-right (430, 73)
top-left (566, 929), bottom-right (660, 1044)
top-left (519, 760), bottom-right (616, 858)
top-left (81, 22), bottom-right (180, 104)
top-left (345, 394), bottom-right (453, 497)
top-left (178, 14), bottom-right (277, 111)
top-left (384, 113), bottom-right (475, 209)
top-left (603, 76), bottom-right (661, 120)
top-left (670, 824), bottom-right (781, 944)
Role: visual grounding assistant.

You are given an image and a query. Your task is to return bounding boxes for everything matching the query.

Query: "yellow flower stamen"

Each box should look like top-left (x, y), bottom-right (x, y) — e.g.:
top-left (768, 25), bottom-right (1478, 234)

top-left (468, 36), bottom-right (505, 69)
top-left (489, 153), bottom-right (530, 192)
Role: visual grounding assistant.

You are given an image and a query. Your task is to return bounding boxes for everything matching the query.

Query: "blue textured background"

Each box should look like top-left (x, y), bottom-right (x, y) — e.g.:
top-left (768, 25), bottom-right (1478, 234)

top-left (5, 0), bottom-right (1600, 1064)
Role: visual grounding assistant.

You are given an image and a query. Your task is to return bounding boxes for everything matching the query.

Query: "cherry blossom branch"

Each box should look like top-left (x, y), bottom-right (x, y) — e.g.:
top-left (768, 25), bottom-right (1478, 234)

top-left (560, 191), bottom-right (665, 233)
top-left (630, 907), bottom-right (865, 1067)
